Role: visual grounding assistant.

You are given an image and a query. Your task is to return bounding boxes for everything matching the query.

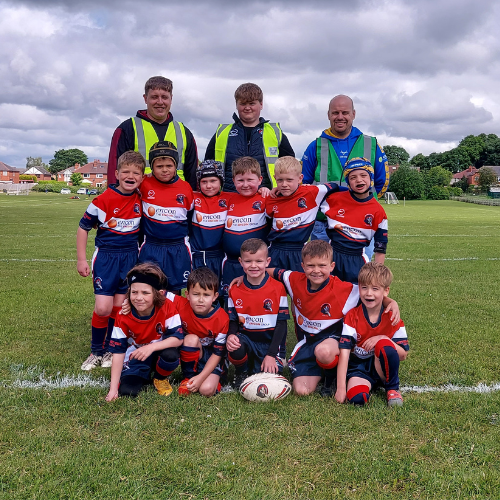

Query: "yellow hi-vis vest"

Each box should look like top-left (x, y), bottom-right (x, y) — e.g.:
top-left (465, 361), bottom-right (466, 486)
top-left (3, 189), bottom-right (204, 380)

top-left (214, 122), bottom-right (282, 187)
top-left (131, 117), bottom-right (187, 179)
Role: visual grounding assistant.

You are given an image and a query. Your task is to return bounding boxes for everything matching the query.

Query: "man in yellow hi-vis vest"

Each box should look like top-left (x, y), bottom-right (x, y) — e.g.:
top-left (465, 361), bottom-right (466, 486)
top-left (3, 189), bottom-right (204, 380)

top-left (107, 76), bottom-right (199, 190)
top-left (204, 83), bottom-right (294, 192)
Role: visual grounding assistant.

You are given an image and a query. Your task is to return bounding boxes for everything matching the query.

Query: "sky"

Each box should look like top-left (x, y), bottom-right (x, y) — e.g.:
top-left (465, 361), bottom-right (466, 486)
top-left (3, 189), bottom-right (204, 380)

top-left (1, 0), bottom-right (499, 169)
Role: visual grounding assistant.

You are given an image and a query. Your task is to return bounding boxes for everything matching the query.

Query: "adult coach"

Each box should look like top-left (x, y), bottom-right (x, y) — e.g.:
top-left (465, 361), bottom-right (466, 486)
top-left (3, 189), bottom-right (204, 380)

top-left (204, 82), bottom-right (295, 192)
top-left (302, 95), bottom-right (389, 244)
top-left (107, 76), bottom-right (198, 190)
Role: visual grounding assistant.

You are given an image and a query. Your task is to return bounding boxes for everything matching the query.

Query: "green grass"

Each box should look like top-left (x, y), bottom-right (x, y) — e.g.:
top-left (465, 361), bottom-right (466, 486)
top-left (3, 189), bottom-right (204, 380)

top-left (1, 194), bottom-right (499, 499)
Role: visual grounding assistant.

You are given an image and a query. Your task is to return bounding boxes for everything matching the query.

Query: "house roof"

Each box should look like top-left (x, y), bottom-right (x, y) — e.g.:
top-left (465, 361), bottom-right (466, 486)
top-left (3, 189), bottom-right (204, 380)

top-left (452, 167), bottom-right (478, 179)
top-left (481, 165), bottom-right (500, 176)
top-left (23, 166), bottom-right (52, 176)
top-left (77, 161), bottom-right (108, 175)
top-left (0, 161), bottom-right (21, 172)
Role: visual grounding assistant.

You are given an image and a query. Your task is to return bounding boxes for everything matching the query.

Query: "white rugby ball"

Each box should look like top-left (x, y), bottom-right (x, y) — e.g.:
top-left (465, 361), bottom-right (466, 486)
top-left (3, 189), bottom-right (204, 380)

top-left (239, 372), bottom-right (292, 402)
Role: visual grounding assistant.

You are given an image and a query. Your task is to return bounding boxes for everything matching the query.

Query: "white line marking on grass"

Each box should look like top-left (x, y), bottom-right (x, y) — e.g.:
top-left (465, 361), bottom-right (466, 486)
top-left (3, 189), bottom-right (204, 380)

top-left (387, 257), bottom-right (500, 262)
top-left (394, 234), bottom-right (496, 237)
top-left (401, 383), bottom-right (500, 394)
top-left (0, 258), bottom-right (77, 262)
top-left (10, 372), bottom-right (109, 389)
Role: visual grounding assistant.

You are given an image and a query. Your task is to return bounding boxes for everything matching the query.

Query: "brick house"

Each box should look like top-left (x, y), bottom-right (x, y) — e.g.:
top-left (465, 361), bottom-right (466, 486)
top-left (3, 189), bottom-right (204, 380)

top-left (0, 161), bottom-right (21, 183)
top-left (451, 166), bottom-right (479, 186)
top-left (23, 166), bottom-right (52, 181)
top-left (75, 160), bottom-right (108, 188)
top-left (481, 166), bottom-right (500, 183)
top-left (57, 166), bottom-right (77, 184)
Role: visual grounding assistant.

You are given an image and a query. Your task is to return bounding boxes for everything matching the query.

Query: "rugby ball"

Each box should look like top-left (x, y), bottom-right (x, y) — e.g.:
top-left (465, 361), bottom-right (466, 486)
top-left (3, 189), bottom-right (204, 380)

top-left (239, 372), bottom-right (292, 402)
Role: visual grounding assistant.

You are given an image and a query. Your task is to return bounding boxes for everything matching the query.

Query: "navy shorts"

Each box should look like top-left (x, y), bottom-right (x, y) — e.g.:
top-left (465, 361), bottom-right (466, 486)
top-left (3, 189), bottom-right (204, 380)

top-left (92, 247), bottom-right (138, 296)
top-left (236, 333), bottom-right (285, 375)
top-left (346, 355), bottom-right (382, 388)
top-left (120, 346), bottom-right (180, 380)
top-left (331, 248), bottom-right (368, 284)
top-left (269, 242), bottom-right (304, 273)
top-left (138, 237), bottom-right (192, 292)
top-left (287, 334), bottom-right (339, 379)
top-left (221, 256), bottom-right (243, 298)
top-left (199, 345), bottom-right (228, 382)
top-left (192, 250), bottom-right (224, 282)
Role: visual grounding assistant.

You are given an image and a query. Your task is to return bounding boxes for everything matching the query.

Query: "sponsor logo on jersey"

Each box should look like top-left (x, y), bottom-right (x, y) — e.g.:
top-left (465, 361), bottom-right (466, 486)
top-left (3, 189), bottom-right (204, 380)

top-left (229, 204), bottom-right (235, 212)
top-left (194, 198), bottom-right (202, 207)
top-left (252, 201), bottom-right (262, 211)
top-left (272, 205), bottom-right (279, 213)
top-left (235, 299), bottom-right (243, 308)
top-left (219, 199), bottom-right (227, 208)
top-left (108, 219), bottom-right (117, 228)
top-left (321, 303), bottom-right (331, 316)
top-left (257, 384), bottom-right (269, 398)
top-left (356, 332), bottom-right (362, 342)
top-left (263, 299), bottom-right (273, 311)
top-left (296, 298), bottom-right (302, 308)
top-left (133, 203), bottom-right (140, 214)
top-left (297, 197), bottom-right (307, 209)
top-left (113, 208), bottom-right (120, 214)
top-left (276, 220), bottom-right (284, 230)
top-left (176, 194), bottom-right (185, 205)
top-left (297, 315), bottom-right (321, 329)
top-left (337, 209), bottom-right (345, 217)
top-left (364, 214), bottom-right (374, 227)
top-left (183, 270), bottom-right (190, 281)
top-left (182, 320), bottom-right (188, 331)
top-left (148, 206), bottom-right (156, 216)
top-left (94, 277), bottom-right (103, 289)
top-left (229, 129), bottom-right (238, 137)
top-left (147, 190), bottom-right (155, 199)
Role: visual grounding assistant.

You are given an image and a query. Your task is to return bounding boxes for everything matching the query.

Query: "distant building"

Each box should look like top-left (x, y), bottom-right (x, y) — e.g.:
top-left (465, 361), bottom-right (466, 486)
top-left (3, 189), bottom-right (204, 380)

top-left (57, 165), bottom-right (77, 184)
top-left (451, 166), bottom-right (479, 186)
top-left (23, 165), bottom-right (52, 181)
top-left (481, 165), bottom-right (500, 183)
top-left (0, 161), bottom-right (21, 183)
top-left (74, 159), bottom-right (108, 188)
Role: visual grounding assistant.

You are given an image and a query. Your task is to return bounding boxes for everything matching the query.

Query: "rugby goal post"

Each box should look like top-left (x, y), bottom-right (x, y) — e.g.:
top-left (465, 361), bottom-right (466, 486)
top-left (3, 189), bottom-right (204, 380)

top-left (384, 192), bottom-right (399, 204)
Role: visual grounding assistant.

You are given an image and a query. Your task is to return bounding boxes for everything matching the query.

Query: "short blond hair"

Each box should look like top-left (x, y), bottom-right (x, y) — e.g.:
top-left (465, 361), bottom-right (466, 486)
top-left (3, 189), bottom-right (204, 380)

top-left (302, 240), bottom-right (333, 263)
top-left (358, 262), bottom-right (393, 288)
top-left (232, 156), bottom-right (261, 178)
top-left (274, 156), bottom-right (302, 176)
top-left (117, 151), bottom-right (146, 174)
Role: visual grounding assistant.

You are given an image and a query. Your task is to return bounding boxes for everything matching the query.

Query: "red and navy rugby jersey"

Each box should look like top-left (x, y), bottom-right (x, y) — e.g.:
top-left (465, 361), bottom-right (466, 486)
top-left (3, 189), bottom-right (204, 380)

top-left (222, 192), bottom-right (269, 258)
top-left (190, 191), bottom-right (229, 252)
top-left (321, 191), bottom-right (388, 254)
top-left (108, 299), bottom-right (183, 354)
top-left (140, 174), bottom-right (194, 242)
top-left (274, 269), bottom-right (359, 341)
top-left (167, 293), bottom-right (228, 356)
top-left (265, 183), bottom-right (340, 245)
top-left (79, 185), bottom-right (142, 250)
top-left (228, 274), bottom-right (290, 343)
top-left (340, 304), bottom-right (409, 358)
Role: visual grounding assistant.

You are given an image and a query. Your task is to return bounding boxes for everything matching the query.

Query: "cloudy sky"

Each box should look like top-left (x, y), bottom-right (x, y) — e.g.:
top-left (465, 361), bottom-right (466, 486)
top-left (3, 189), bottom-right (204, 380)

top-left (1, 0), bottom-right (499, 168)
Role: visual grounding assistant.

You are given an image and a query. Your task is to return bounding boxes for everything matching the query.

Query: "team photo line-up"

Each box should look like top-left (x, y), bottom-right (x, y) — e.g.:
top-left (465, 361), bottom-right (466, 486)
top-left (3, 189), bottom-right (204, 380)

top-left (77, 76), bottom-right (408, 406)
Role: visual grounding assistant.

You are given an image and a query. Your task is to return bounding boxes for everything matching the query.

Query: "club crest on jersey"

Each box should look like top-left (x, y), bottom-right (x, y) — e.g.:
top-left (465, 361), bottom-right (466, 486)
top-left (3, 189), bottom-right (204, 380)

top-left (155, 322), bottom-right (164, 335)
top-left (321, 303), bottom-right (331, 317)
top-left (222, 284), bottom-right (229, 294)
top-left (208, 329), bottom-right (214, 338)
top-left (219, 198), bottom-right (227, 208)
top-left (252, 201), bottom-right (262, 211)
top-left (94, 277), bottom-right (103, 290)
top-left (263, 299), bottom-right (273, 311)
top-left (133, 203), bottom-right (140, 214)
top-left (364, 214), bottom-right (374, 227)
top-left (176, 194), bottom-right (185, 205)
top-left (147, 190), bottom-right (155, 199)
top-left (297, 197), bottom-right (307, 209)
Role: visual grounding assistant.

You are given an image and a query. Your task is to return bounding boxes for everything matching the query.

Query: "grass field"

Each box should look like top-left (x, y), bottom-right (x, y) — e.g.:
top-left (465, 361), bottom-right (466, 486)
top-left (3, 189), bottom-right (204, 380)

top-left (1, 193), bottom-right (499, 500)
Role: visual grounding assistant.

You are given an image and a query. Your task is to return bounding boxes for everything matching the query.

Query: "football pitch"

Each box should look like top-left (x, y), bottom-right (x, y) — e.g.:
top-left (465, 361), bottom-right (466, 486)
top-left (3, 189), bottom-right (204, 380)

top-left (0, 193), bottom-right (499, 500)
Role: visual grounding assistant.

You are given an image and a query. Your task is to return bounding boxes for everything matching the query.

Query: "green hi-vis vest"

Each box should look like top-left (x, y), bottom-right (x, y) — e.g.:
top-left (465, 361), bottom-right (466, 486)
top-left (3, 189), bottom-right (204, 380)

top-left (214, 122), bottom-right (282, 187)
top-left (314, 133), bottom-right (376, 220)
top-left (131, 117), bottom-right (187, 180)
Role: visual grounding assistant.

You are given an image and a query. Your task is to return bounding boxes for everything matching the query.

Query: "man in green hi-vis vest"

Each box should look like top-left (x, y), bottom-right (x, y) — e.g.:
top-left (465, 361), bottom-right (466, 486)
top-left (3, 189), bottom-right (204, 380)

top-left (107, 76), bottom-right (199, 190)
top-left (301, 95), bottom-right (390, 256)
top-left (204, 82), bottom-right (295, 193)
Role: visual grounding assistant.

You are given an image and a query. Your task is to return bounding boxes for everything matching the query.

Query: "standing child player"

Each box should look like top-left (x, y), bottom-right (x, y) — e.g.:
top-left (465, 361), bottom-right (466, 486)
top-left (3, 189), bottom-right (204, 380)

top-left (320, 157), bottom-right (388, 283)
top-left (190, 160), bottom-right (228, 281)
top-left (139, 141), bottom-right (194, 294)
top-left (270, 240), bottom-right (399, 396)
top-left (266, 156), bottom-right (341, 272)
top-left (169, 267), bottom-right (229, 397)
top-left (227, 238), bottom-right (289, 388)
top-left (105, 263), bottom-right (184, 400)
top-left (335, 263), bottom-right (409, 407)
top-left (77, 151), bottom-right (145, 371)
top-left (221, 156), bottom-right (270, 300)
